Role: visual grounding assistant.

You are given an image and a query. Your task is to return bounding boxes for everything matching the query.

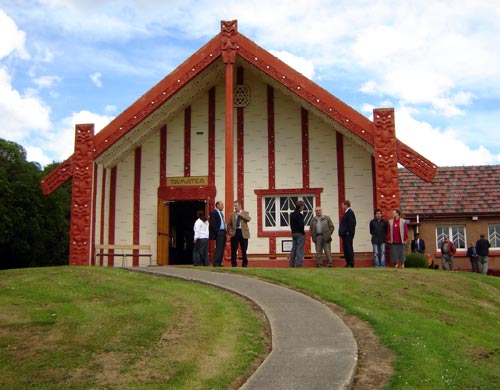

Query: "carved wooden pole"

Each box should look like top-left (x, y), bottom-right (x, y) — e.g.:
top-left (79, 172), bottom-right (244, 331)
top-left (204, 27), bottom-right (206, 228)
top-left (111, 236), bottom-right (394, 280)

top-left (372, 108), bottom-right (401, 218)
top-left (221, 20), bottom-right (238, 211)
top-left (69, 124), bottom-right (94, 265)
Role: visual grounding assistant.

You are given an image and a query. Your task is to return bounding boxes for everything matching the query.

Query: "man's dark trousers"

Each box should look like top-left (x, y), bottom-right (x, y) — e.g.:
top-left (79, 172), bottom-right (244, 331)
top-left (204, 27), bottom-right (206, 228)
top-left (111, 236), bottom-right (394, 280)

top-left (213, 230), bottom-right (226, 266)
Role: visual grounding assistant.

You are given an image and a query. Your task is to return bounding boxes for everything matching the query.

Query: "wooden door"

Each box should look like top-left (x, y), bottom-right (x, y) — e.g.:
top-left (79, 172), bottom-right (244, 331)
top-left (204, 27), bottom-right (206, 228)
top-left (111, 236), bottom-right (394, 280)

top-left (157, 200), bottom-right (170, 265)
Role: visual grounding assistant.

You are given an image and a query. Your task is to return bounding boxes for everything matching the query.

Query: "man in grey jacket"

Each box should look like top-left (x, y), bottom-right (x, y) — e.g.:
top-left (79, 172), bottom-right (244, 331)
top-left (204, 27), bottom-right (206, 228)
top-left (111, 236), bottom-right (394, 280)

top-left (310, 207), bottom-right (335, 267)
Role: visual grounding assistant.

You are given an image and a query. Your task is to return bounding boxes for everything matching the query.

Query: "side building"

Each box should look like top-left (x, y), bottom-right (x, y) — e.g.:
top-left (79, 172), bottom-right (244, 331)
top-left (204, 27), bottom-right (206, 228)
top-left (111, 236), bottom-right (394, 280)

top-left (400, 165), bottom-right (500, 273)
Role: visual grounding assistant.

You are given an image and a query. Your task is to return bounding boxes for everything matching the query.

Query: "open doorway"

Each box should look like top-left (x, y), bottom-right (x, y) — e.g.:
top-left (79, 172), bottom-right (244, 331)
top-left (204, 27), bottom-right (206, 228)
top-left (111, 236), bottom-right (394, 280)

top-left (168, 200), bottom-right (206, 265)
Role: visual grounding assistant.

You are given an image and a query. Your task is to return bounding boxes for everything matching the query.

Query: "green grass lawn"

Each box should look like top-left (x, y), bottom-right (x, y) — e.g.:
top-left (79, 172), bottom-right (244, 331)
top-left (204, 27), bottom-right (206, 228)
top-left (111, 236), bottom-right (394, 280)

top-left (226, 267), bottom-right (500, 389)
top-left (1, 266), bottom-right (499, 389)
top-left (0, 267), bottom-right (264, 390)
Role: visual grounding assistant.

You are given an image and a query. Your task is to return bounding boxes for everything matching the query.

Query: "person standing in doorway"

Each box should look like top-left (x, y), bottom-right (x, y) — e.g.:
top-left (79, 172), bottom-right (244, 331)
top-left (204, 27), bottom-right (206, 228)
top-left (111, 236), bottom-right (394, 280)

top-left (209, 201), bottom-right (226, 267)
top-left (369, 209), bottom-right (388, 267)
top-left (339, 200), bottom-right (356, 267)
top-left (411, 233), bottom-right (426, 254)
top-left (476, 234), bottom-right (491, 275)
top-left (228, 200), bottom-right (251, 267)
top-left (387, 209), bottom-right (408, 268)
top-left (440, 235), bottom-right (456, 271)
top-left (310, 206), bottom-right (335, 267)
top-left (289, 200), bottom-right (305, 268)
top-left (193, 209), bottom-right (209, 266)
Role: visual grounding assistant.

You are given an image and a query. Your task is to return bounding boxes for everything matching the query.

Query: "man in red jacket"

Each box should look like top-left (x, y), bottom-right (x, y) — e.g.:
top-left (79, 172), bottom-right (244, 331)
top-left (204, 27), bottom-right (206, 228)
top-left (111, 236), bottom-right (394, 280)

top-left (387, 209), bottom-right (408, 268)
top-left (440, 235), bottom-right (456, 271)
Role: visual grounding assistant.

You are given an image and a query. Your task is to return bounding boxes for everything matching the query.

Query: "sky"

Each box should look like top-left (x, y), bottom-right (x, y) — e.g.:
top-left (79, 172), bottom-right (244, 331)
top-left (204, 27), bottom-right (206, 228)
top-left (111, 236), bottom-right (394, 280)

top-left (1, 0), bottom-right (500, 168)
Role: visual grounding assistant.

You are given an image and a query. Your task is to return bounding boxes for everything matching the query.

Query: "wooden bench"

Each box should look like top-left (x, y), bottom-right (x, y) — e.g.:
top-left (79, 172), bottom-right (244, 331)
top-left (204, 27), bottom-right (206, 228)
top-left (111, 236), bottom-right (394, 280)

top-left (95, 244), bottom-right (152, 267)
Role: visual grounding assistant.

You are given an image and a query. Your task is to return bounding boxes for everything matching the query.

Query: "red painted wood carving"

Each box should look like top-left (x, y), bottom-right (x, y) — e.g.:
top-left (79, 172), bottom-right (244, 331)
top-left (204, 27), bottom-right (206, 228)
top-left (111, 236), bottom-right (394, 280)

top-left (69, 124), bottom-right (94, 265)
top-left (40, 156), bottom-right (73, 195)
top-left (220, 20), bottom-right (238, 64)
top-left (396, 140), bottom-right (437, 182)
top-left (372, 108), bottom-right (400, 216)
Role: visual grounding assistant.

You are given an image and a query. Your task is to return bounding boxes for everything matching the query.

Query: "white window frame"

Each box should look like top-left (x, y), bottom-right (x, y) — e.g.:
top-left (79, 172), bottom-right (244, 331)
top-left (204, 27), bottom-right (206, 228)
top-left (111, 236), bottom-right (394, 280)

top-left (488, 224), bottom-right (500, 249)
top-left (436, 225), bottom-right (466, 251)
top-left (263, 195), bottom-right (315, 232)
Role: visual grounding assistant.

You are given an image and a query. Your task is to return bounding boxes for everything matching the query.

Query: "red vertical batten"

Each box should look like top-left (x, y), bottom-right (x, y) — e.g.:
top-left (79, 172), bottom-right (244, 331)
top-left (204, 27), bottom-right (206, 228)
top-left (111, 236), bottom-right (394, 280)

top-left (336, 132), bottom-right (345, 251)
top-left (99, 168), bottom-right (107, 266)
top-left (237, 67), bottom-right (245, 204)
top-left (371, 157), bottom-right (377, 212)
top-left (301, 109), bottom-right (312, 255)
top-left (208, 87), bottom-right (216, 190)
top-left (91, 162), bottom-right (98, 265)
top-left (301, 108), bottom-right (310, 189)
top-left (208, 87), bottom-right (217, 259)
top-left (108, 166), bottom-right (117, 267)
top-left (133, 147), bottom-right (141, 266)
top-left (184, 107), bottom-right (191, 177)
top-left (160, 125), bottom-right (167, 186)
top-left (69, 124), bottom-right (94, 265)
top-left (267, 85), bottom-right (276, 254)
top-left (267, 85), bottom-right (275, 190)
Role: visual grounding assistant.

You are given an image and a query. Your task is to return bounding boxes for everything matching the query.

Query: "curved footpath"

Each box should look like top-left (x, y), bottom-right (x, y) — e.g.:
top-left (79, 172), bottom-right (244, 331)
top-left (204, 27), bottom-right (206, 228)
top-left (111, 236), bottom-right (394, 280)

top-left (133, 267), bottom-right (357, 390)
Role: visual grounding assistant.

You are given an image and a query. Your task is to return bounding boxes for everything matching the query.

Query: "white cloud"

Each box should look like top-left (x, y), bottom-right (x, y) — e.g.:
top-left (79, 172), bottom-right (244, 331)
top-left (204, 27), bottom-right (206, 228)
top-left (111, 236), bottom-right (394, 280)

top-left (0, 9), bottom-right (29, 60)
top-left (393, 107), bottom-right (500, 166)
top-left (33, 75), bottom-right (63, 89)
top-left (36, 110), bottom-right (114, 164)
top-left (269, 50), bottom-right (315, 79)
top-left (90, 72), bottom-right (102, 88)
top-left (0, 67), bottom-right (52, 141)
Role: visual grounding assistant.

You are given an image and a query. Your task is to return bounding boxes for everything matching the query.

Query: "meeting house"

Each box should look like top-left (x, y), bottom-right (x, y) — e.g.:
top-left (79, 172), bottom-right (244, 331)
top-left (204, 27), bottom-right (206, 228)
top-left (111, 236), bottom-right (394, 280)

top-left (41, 20), bottom-right (437, 267)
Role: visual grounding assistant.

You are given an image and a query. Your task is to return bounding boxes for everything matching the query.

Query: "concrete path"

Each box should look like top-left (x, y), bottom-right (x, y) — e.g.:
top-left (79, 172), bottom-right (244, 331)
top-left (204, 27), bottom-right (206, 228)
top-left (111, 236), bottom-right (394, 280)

top-left (133, 267), bottom-right (357, 390)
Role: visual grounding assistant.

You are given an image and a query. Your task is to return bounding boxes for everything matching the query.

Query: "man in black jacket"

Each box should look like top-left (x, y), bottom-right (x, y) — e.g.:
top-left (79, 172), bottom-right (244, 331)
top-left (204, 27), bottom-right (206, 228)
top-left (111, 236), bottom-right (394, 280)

top-left (339, 200), bottom-right (356, 267)
top-left (369, 209), bottom-right (388, 267)
top-left (476, 234), bottom-right (491, 275)
top-left (209, 201), bottom-right (226, 267)
top-left (411, 233), bottom-right (426, 254)
top-left (289, 200), bottom-right (305, 267)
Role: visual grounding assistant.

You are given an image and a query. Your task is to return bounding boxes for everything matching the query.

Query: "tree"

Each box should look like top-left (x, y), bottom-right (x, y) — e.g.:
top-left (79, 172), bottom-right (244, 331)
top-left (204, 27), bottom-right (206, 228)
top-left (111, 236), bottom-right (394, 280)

top-left (0, 139), bottom-right (71, 269)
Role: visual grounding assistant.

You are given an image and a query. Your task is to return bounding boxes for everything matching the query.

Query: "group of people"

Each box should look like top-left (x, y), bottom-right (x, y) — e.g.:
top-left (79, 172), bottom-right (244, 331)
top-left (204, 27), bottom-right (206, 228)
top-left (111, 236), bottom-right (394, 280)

top-left (466, 234), bottom-right (491, 274)
top-left (193, 200), bottom-right (492, 273)
top-left (192, 200), bottom-right (251, 267)
top-left (371, 210), bottom-right (492, 273)
top-left (289, 200), bottom-right (356, 268)
top-left (369, 208), bottom-right (409, 268)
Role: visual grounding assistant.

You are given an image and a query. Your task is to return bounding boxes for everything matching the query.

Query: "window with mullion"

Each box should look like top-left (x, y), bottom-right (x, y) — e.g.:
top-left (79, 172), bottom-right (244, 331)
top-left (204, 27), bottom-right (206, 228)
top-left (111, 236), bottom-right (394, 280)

top-left (488, 224), bottom-right (500, 248)
top-left (436, 225), bottom-right (466, 250)
top-left (264, 195), bottom-right (314, 231)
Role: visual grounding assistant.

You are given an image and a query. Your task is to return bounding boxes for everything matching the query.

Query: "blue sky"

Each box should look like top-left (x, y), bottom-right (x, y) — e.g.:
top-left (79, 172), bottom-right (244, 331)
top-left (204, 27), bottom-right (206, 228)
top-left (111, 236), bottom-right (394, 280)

top-left (1, 0), bottom-right (499, 167)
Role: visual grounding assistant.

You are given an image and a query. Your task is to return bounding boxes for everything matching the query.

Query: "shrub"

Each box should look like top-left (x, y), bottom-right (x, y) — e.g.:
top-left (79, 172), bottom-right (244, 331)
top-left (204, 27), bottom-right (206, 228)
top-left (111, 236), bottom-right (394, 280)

top-left (405, 253), bottom-right (428, 268)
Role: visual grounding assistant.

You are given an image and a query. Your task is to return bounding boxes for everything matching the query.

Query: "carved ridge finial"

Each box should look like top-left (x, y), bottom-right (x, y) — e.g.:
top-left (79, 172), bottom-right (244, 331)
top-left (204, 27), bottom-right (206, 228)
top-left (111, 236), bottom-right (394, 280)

top-left (220, 19), bottom-right (238, 64)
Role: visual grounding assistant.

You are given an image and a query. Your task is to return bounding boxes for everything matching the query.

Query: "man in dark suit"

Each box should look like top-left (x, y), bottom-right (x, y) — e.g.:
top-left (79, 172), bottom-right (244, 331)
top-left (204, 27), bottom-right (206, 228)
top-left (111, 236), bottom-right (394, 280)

top-left (411, 233), bottom-right (426, 253)
top-left (209, 201), bottom-right (226, 267)
top-left (338, 200), bottom-right (356, 267)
